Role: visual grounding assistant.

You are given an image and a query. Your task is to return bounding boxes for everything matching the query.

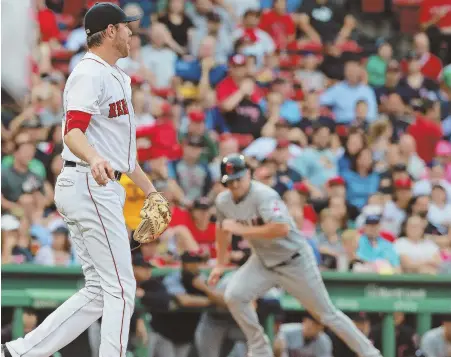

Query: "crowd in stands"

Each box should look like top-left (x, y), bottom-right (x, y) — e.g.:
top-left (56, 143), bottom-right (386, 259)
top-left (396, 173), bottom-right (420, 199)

top-left (1, 0), bottom-right (451, 356)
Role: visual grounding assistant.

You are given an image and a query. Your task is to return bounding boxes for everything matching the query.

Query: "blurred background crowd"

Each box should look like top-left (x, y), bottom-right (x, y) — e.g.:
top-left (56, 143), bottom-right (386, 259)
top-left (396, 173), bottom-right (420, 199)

top-left (1, 0), bottom-right (451, 356)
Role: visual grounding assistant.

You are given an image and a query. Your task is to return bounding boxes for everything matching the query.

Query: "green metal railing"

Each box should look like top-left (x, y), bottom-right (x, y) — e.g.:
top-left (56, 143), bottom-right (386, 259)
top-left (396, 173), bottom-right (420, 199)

top-left (2, 264), bottom-right (451, 357)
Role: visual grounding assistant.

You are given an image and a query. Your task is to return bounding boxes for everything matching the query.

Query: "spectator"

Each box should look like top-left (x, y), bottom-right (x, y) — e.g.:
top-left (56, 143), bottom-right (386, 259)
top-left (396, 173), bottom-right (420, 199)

top-left (1, 308), bottom-right (38, 342)
top-left (141, 23), bottom-right (178, 88)
top-left (283, 184), bottom-right (316, 237)
top-left (65, 9), bottom-right (88, 52)
top-left (297, 0), bottom-right (356, 45)
top-left (179, 108), bottom-right (219, 164)
top-left (273, 314), bottom-right (332, 357)
top-left (34, 226), bottom-right (72, 266)
top-left (170, 197), bottom-right (217, 257)
top-left (381, 178), bottom-right (413, 237)
top-left (328, 195), bottom-right (358, 230)
top-left (428, 184), bottom-right (451, 227)
top-left (35, 0), bottom-right (61, 49)
top-left (395, 215), bottom-right (442, 274)
top-left (434, 141), bottom-right (451, 182)
top-left (314, 209), bottom-right (343, 269)
top-left (253, 164), bottom-right (291, 197)
top-left (366, 41), bottom-right (393, 87)
top-left (420, 315), bottom-right (451, 357)
top-left (292, 124), bottom-right (337, 189)
top-left (401, 32), bottom-right (443, 80)
top-left (1, 133), bottom-right (46, 222)
top-left (271, 139), bottom-right (302, 183)
top-left (232, 10), bottom-right (275, 67)
top-left (260, 78), bottom-right (302, 125)
top-left (295, 53), bottom-right (326, 92)
top-left (158, 0), bottom-right (195, 50)
top-left (375, 60), bottom-right (403, 104)
top-left (380, 94), bottom-right (414, 142)
top-left (341, 148), bottom-right (380, 210)
top-left (407, 98), bottom-right (443, 164)
top-left (244, 118), bottom-right (303, 161)
top-left (258, 0), bottom-right (295, 50)
top-left (413, 162), bottom-right (451, 202)
top-left (399, 52), bottom-right (439, 103)
top-left (216, 54), bottom-right (265, 138)
top-left (367, 119), bottom-right (393, 170)
top-left (320, 59), bottom-right (378, 124)
top-left (297, 92), bottom-right (334, 141)
top-left (176, 36), bottom-right (228, 88)
top-left (1, 215), bottom-right (33, 264)
top-left (339, 229), bottom-right (364, 272)
top-left (169, 135), bottom-right (213, 202)
top-left (398, 134), bottom-right (427, 180)
top-left (190, 11), bottom-right (233, 64)
top-left (337, 127), bottom-right (367, 172)
top-left (131, 88), bottom-right (155, 128)
top-left (357, 215), bottom-right (401, 272)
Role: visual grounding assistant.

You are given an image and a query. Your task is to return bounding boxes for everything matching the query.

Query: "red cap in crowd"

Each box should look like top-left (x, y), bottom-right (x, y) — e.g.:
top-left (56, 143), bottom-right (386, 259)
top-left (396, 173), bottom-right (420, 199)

top-left (327, 176), bottom-right (345, 187)
top-left (293, 182), bottom-right (310, 195)
top-left (394, 178), bottom-right (412, 189)
top-left (188, 110), bottom-right (206, 123)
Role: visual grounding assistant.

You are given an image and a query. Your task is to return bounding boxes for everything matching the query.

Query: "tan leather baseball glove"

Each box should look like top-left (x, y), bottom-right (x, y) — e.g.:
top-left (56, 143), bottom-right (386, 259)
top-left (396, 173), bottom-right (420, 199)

top-left (133, 192), bottom-right (172, 243)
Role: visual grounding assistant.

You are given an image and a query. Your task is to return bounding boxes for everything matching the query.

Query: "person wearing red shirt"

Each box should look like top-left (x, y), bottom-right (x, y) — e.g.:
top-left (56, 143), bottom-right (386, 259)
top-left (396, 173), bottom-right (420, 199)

top-left (419, 0), bottom-right (451, 64)
top-left (36, 0), bottom-right (60, 44)
top-left (216, 54), bottom-right (265, 138)
top-left (258, 0), bottom-right (295, 50)
top-left (170, 197), bottom-right (217, 257)
top-left (407, 99), bottom-right (443, 164)
top-left (400, 33), bottom-right (443, 80)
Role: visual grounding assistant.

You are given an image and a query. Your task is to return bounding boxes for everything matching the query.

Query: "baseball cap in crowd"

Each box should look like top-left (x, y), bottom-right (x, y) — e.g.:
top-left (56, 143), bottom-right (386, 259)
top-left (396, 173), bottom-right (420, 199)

top-left (394, 178), bottom-right (412, 190)
top-left (1, 215), bottom-right (20, 231)
top-left (188, 110), bottom-right (206, 123)
top-left (84, 2), bottom-right (141, 37)
top-left (192, 197), bottom-right (212, 210)
top-left (228, 54), bottom-right (247, 66)
top-left (327, 176), bottom-right (345, 187)
top-left (185, 135), bottom-right (206, 148)
top-left (365, 214), bottom-right (381, 225)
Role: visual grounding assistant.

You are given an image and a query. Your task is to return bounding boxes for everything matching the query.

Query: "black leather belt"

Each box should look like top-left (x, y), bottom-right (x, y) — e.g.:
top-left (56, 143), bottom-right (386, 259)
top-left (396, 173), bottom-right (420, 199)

top-left (64, 161), bottom-right (122, 181)
top-left (272, 252), bottom-right (301, 269)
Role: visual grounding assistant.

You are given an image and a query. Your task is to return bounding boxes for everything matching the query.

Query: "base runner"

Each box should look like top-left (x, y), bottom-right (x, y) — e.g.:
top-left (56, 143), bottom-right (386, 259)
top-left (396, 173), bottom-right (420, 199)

top-left (208, 154), bottom-right (382, 357)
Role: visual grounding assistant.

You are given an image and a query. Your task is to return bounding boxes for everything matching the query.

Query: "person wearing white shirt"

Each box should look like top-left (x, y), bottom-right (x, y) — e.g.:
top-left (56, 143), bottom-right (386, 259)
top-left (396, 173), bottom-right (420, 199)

top-left (394, 216), bottom-right (442, 274)
top-left (141, 23), bottom-right (177, 88)
top-left (398, 134), bottom-right (426, 180)
top-left (428, 184), bottom-right (451, 227)
top-left (413, 163), bottom-right (451, 202)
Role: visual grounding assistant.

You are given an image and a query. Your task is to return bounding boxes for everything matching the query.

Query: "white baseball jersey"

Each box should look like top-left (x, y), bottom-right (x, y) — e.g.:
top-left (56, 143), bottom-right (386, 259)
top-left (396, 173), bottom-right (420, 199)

top-left (62, 51), bottom-right (137, 173)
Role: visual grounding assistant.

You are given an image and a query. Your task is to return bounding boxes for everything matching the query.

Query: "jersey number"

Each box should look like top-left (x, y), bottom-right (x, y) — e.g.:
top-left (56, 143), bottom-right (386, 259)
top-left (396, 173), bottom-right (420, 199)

top-left (109, 99), bottom-right (129, 118)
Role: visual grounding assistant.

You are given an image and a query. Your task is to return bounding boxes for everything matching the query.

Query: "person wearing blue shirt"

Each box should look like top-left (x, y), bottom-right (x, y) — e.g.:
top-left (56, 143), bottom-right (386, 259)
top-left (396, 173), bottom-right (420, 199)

top-left (175, 58), bottom-right (228, 87)
top-left (259, 78), bottom-right (302, 125)
top-left (320, 60), bottom-right (378, 124)
top-left (357, 215), bottom-right (400, 269)
top-left (292, 124), bottom-right (337, 189)
top-left (340, 148), bottom-right (380, 209)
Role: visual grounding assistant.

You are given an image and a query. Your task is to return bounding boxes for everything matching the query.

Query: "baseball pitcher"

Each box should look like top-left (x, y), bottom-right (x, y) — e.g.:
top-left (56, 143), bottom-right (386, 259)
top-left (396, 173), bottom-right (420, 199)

top-left (208, 154), bottom-right (382, 357)
top-left (2, 3), bottom-right (170, 357)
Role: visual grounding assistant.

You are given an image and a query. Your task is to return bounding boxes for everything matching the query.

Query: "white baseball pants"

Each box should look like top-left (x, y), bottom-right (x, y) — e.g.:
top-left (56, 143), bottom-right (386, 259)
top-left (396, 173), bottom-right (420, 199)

top-left (6, 166), bottom-right (136, 357)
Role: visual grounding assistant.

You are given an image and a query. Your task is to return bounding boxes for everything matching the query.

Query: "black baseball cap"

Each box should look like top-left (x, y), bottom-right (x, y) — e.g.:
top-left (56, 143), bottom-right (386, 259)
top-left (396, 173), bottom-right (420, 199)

top-left (84, 2), bottom-right (141, 37)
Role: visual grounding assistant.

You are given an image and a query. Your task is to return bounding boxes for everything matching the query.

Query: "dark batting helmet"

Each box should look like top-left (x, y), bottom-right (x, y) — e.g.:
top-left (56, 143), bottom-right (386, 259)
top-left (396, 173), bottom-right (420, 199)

top-left (220, 154), bottom-right (248, 185)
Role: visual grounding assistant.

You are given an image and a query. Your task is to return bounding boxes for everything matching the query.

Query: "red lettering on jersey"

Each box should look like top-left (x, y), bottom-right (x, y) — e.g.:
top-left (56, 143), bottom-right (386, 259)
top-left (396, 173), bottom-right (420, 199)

top-left (116, 100), bottom-right (124, 116)
top-left (108, 102), bottom-right (117, 118)
top-left (121, 99), bottom-right (129, 115)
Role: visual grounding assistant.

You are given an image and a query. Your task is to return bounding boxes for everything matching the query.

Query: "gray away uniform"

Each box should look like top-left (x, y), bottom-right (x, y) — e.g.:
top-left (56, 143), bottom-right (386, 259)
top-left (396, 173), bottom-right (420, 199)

top-left (215, 181), bottom-right (381, 357)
